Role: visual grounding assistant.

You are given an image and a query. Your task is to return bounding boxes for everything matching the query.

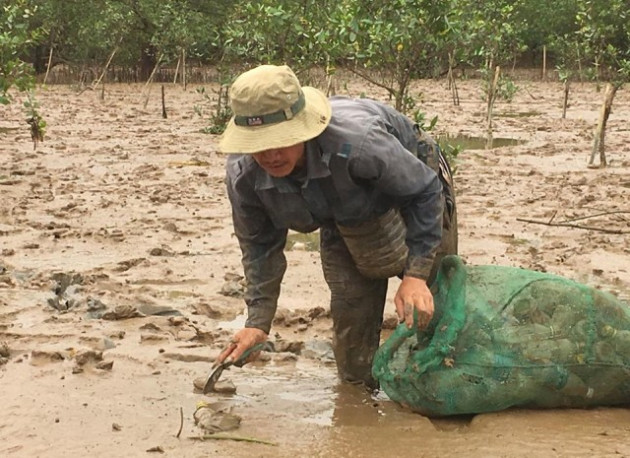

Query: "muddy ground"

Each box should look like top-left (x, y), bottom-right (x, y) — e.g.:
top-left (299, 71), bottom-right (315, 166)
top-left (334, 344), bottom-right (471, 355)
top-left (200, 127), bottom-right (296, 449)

top-left (1, 75), bottom-right (629, 457)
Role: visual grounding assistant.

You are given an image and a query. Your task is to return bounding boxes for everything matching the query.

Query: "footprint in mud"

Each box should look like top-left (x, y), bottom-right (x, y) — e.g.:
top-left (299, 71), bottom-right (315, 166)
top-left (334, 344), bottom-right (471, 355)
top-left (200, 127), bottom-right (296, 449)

top-left (29, 349), bottom-right (66, 366)
top-left (47, 272), bottom-right (84, 312)
top-left (148, 247), bottom-right (174, 257)
top-left (95, 227), bottom-right (125, 241)
top-left (220, 272), bottom-right (245, 298)
top-left (112, 257), bottom-right (145, 272)
top-left (100, 305), bottom-right (144, 320)
top-left (140, 333), bottom-right (170, 344)
top-left (0, 263), bottom-right (16, 287)
top-left (72, 349), bottom-right (114, 373)
top-left (0, 341), bottom-right (10, 365)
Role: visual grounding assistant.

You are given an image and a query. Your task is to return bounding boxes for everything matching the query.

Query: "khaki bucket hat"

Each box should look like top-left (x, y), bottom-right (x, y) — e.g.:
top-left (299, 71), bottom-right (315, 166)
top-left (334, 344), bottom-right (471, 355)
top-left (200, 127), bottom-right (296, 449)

top-left (219, 65), bottom-right (332, 154)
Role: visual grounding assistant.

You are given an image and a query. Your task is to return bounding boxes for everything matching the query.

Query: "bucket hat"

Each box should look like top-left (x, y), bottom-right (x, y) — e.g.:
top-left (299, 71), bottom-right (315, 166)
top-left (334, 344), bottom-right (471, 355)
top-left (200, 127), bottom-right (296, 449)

top-left (219, 65), bottom-right (331, 153)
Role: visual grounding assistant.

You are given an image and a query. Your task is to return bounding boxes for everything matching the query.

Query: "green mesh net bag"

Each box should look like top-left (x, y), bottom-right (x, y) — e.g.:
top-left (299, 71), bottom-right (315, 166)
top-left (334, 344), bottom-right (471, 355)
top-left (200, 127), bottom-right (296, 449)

top-left (373, 255), bottom-right (630, 417)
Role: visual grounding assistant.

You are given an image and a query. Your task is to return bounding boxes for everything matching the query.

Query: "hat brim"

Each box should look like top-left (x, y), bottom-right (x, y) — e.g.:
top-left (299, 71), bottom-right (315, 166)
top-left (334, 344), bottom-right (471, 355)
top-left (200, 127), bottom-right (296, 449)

top-left (218, 86), bottom-right (331, 154)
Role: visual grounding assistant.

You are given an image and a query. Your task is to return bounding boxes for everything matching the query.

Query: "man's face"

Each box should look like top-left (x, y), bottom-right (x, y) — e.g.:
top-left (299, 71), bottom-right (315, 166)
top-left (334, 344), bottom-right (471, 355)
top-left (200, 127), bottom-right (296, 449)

top-left (252, 143), bottom-right (305, 177)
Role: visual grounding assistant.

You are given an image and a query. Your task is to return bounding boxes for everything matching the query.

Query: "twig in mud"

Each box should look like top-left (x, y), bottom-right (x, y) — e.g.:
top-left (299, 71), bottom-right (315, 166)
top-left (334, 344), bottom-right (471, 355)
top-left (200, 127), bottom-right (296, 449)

top-left (526, 194), bottom-right (547, 204)
top-left (77, 86), bottom-right (94, 95)
top-left (517, 218), bottom-right (628, 234)
top-left (559, 210), bottom-right (630, 224)
top-left (521, 84), bottom-right (539, 100)
top-left (176, 406), bottom-right (183, 438)
top-left (189, 435), bottom-right (278, 446)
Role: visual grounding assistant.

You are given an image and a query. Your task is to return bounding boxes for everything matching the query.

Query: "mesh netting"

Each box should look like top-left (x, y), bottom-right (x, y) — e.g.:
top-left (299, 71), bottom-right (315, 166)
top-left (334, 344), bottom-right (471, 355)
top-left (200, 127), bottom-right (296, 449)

top-left (373, 255), bottom-right (630, 416)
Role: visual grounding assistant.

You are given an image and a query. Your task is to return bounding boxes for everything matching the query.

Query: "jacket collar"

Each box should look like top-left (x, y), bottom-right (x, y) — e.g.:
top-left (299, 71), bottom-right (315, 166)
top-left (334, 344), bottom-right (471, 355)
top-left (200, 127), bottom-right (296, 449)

top-left (254, 140), bottom-right (331, 191)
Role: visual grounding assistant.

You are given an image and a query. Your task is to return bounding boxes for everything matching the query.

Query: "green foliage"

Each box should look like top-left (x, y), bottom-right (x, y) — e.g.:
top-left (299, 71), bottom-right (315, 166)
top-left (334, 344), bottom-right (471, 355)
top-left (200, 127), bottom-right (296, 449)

top-left (29, 1), bottom-right (126, 66)
top-left (412, 111), bottom-right (438, 132)
top-left (329, 0), bottom-right (460, 111)
top-left (556, 66), bottom-right (570, 84)
top-left (496, 75), bottom-right (518, 103)
top-left (151, 4), bottom-right (200, 55)
top-left (513, 0), bottom-right (580, 55)
top-left (439, 141), bottom-right (462, 175)
top-left (477, 66), bottom-right (519, 103)
top-left (461, 0), bottom-right (526, 68)
top-left (2, 0), bottom-right (628, 96)
top-left (411, 110), bottom-right (460, 174)
top-left (575, 0), bottom-right (630, 85)
top-left (0, 1), bottom-right (41, 103)
top-left (23, 0), bottom-right (233, 81)
top-left (538, 2), bottom-right (582, 82)
top-left (195, 86), bottom-right (233, 135)
top-left (551, 32), bottom-right (582, 83)
top-left (221, 0), bottom-right (337, 73)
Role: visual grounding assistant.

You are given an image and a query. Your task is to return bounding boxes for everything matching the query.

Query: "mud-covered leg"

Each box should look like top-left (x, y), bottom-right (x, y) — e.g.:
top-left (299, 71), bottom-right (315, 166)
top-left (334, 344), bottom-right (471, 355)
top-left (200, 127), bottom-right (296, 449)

top-left (320, 224), bottom-right (388, 389)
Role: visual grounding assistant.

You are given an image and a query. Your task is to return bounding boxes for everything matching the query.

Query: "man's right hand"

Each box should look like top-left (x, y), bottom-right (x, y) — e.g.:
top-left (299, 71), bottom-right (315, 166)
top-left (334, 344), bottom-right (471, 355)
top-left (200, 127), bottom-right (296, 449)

top-left (216, 327), bottom-right (268, 366)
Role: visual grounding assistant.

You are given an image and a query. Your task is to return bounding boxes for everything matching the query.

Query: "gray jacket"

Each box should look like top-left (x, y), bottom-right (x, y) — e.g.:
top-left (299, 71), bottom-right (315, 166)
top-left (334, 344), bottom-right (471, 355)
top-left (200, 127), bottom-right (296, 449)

top-left (226, 96), bottom-right (443, 333)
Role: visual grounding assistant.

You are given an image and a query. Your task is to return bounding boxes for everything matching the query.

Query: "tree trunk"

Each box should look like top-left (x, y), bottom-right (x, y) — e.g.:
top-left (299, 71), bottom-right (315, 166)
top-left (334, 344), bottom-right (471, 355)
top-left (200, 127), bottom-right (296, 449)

top-left (576, 43), bottom-right (583, 82)
top-left (139, 47), bottom-right (156, 81)
top-left (173, 54), bottom-right (181, 84)
top-left (43, 46), bottom-right (54, 85)
top-left (542, 45), bottom-right (547, 81)
top-left (588, 83), bottom-right (618, 168)
top-left (161, 85), bottom-right (167, 119)
top-left (143, 54), bottom-right (163, 108)
top-left (31, 45), bottom-right (48, 74)
top-left (325, 56), bottom-right (336, 97)
top-left (182, 49), bottom-right (187, 90)
top-left (561, 79), bottom-right (570, 119)
top-left (449, 67), bottom-right (460, 106)
top-left (486, 65), bottom-right (501, 148)
top-left (448, 52), bottom-right (460, 106)
top-left (92, 42), bottom-right (120, 90)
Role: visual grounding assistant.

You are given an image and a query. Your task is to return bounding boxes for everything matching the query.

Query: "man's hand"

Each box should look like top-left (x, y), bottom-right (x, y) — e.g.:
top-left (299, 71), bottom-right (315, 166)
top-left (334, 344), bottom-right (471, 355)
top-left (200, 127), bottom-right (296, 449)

top-left (216, 327), bottom-right (268, 366)
top-left (394, 276), bottom-right (434, 329)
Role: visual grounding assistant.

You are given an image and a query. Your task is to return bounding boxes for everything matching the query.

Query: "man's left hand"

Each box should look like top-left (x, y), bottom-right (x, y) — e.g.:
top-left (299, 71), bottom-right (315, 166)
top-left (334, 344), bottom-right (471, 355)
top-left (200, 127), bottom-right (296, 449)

top-left (394, 276), bottom-right (434, 329)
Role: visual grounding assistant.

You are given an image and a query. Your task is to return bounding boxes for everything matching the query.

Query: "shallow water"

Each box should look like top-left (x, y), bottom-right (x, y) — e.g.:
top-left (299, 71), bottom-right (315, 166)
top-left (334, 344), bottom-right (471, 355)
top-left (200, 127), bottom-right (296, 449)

top-left (497, 110), bottom-right (543, 118)
top-left (286, 230), bottom-right (321, 252)
top-left (205, 361), bottom-right (630, 457)
top-left (439, 134), bottom-right (525, 150)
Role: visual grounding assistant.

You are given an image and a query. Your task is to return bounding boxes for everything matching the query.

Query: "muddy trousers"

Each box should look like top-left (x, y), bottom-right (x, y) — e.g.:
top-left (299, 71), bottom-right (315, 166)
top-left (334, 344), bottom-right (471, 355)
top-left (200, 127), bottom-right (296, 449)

top-left (319, 198), bottom-right (458, 390)
top-left (320, 223), bottom-right (388, 390)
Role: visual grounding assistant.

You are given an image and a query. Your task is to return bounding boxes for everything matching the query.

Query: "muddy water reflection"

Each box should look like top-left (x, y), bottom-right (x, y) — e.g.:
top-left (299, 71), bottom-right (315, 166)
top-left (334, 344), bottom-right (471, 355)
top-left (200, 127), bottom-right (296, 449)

top-left (227, 362), bottom-right (419, 427)
top-left (286, 230), bottom-right (321, 252)
top-left (226, 361), bottom-right (630, 457)
top-left (439, 134), bottom-right (525, 150)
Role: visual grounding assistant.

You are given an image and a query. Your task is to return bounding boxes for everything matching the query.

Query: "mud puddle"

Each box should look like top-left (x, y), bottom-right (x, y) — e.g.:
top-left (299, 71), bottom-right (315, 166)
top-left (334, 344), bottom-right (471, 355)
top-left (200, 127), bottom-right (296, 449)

top-left (198, 361), bottom-right (630, 457)
top-left (439, 134), bottom-right (526, 150)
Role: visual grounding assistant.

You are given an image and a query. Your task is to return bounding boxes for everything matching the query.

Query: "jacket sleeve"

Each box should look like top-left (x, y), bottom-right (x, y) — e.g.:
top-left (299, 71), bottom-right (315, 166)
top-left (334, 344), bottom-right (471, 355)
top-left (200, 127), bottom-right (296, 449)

top-left (348, 117), bottom-right (443, 280)
top-left (226, 161), bottom-right (287, 334)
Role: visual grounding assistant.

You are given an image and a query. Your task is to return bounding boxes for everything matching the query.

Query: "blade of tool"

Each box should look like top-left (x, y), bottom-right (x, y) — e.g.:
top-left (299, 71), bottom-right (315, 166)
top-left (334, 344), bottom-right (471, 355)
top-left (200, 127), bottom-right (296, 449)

top-left (202, 343), bottom-right (266, 394)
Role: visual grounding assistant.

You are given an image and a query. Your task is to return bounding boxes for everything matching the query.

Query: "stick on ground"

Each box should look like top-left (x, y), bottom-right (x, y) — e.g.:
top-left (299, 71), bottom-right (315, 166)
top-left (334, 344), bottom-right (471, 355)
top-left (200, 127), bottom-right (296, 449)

top-left (189, 435), bottom-right (278, 446)
top-left (517, 217), bottom-right (628, 234)
top-left (176, 407), bottom-right (183, 438)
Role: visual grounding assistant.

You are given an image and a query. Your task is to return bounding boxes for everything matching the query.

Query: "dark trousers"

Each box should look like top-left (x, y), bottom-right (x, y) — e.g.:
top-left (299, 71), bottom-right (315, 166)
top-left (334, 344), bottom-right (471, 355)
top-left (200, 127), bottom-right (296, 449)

top-left (320, 223), bottom-right (389, 389)
top-left (320, 145), bottom-right (458, 389)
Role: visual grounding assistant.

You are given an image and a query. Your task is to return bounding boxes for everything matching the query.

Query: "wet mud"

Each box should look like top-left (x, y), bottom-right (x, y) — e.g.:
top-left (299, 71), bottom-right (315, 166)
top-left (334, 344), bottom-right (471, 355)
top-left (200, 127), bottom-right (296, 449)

top-left (1, 77), bottom-right (629, 457)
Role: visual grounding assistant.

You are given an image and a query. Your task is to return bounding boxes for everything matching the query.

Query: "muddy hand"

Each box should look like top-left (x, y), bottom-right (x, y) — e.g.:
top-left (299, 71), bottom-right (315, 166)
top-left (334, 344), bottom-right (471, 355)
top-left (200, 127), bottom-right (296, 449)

top-left (216, 327), bottom-right (268, 367)
top-left (394, 276), bottom-right (434, 329)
